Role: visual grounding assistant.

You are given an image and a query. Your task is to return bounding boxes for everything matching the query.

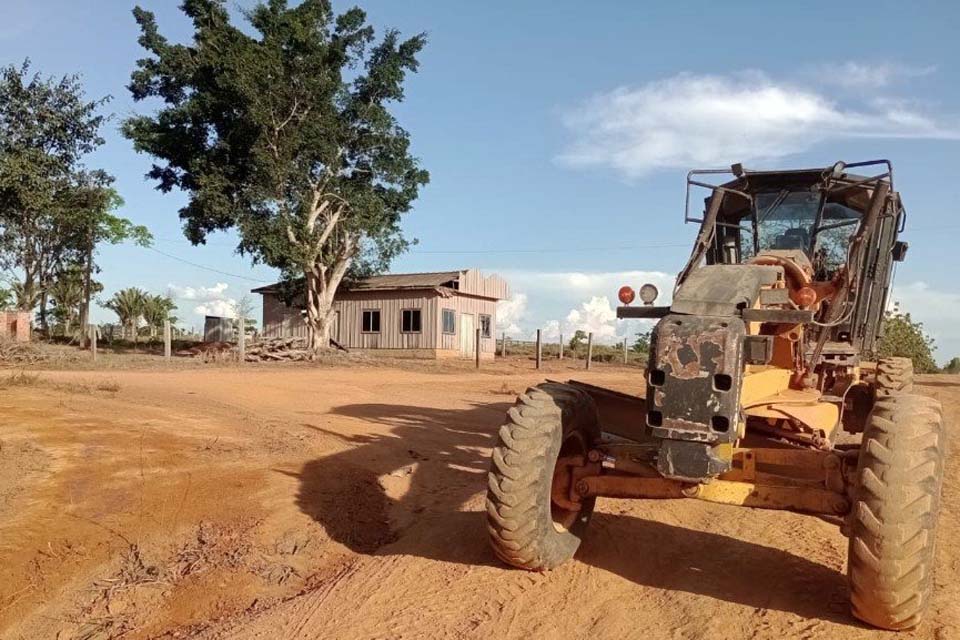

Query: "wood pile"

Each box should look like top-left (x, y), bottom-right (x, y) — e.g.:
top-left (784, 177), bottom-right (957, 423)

top-left (176, 341), bottom-right (235, 362)
top-left (0, 341), bottom-right (45, 367)
top-left (243, 337), bottom-right (313, 362)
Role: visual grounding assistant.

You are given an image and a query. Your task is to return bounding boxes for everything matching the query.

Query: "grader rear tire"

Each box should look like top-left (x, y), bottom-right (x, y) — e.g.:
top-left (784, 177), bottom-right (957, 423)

top-left (486, 382), bottom-right (600, 571)
top-left (875, 357), bottom-right (914, 397)
top-left (847, 394), bottom-right (946, 630)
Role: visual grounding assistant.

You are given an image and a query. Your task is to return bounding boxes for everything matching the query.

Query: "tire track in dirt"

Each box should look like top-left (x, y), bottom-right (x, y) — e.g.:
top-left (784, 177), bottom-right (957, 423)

top-left (198, 375), bottom-right (960, 640)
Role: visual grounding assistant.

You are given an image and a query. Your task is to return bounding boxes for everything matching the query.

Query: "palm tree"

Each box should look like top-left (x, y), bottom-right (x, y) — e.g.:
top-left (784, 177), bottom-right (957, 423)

top-left (11, 280), bottom-right (41, 312)
top-left (141, 294), bottom-right (177, 339)
top-left (103, 288), bottom-right (147, 342)
top-left (48, 272), bottom-right (84, 336)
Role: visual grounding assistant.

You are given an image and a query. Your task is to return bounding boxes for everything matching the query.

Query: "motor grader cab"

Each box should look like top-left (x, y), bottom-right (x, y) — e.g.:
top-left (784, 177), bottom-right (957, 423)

top-left (485, 161), bottom-right (946, 631)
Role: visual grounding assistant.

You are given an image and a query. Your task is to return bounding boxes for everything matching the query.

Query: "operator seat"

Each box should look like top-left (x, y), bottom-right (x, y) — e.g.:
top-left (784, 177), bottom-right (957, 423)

top-left (773, 227), bottom-right (810, 250)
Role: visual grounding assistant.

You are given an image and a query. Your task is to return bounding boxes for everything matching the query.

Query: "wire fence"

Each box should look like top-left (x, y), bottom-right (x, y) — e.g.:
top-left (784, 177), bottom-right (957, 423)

top-left (494, 331), bottom-right (647, 369)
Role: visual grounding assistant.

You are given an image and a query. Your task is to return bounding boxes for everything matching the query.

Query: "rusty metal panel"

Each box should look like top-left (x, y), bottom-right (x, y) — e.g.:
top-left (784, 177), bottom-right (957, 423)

top-left (647, 314), bottom-right (745, 445)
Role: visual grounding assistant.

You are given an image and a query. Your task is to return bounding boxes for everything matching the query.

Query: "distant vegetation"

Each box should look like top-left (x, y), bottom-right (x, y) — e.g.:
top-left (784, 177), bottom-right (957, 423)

top-left (875, 305), bottom-right (939, 373)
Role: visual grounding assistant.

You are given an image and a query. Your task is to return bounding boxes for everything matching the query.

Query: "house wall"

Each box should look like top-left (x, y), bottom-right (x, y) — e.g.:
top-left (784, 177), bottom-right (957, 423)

top-left (261, 289), bottom-right (499, 357)
top-left (0, 311), bottom-right (31, 342)
top-left (334, 290), bottom-right (438, 350)
top-left (436, 294), bottom-right (498, 355)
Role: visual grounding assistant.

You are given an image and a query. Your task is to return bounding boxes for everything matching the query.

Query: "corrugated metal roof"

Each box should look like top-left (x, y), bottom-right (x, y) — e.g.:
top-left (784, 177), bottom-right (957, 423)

top-left (345, 271), bottom-right (461, 291)
top-left (251, 270), bottom-right (462, 294)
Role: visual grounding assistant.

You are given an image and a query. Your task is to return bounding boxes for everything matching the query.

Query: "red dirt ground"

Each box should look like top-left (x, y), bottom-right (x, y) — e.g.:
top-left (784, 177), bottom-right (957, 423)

top-left (0, 360), bottom-right (957, 639)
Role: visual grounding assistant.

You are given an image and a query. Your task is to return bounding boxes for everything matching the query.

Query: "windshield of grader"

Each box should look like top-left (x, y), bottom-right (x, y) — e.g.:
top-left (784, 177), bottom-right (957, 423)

top-left (737, 189), bottom-right (862, 278)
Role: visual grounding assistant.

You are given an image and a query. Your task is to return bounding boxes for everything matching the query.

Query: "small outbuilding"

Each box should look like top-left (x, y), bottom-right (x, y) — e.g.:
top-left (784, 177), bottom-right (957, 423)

top-left (0, 310), bottom-right (31, 342)
top-left (253, 269), bottom-right (509, 359)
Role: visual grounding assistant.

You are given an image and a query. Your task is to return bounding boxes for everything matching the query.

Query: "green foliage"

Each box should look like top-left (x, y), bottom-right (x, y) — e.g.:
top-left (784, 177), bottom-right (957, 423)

top-left (0, 287), bottom-right (10, 308)
top-left (11, 280), bottom-right (40, 310)
top-left (0, 60), bottom-right (150, 335)
top-left (103, 288), bottom-right (147, 341)
top-left (632, 330), bottom-right (651, 354)
top-left (876, 304), bottom-right (938, 373)
top-left (47, 267), bottom-right (87, 334)
top-left (943, 357), bottom-right (960, 374)
top-left (568, 330), bottom-right (587, 352)
top-left (141, 294), bottom-right (177, 337)
top-left (123, 0), bottom-right (428, 348)
top-left (0, 60), bottom-right (110, 313)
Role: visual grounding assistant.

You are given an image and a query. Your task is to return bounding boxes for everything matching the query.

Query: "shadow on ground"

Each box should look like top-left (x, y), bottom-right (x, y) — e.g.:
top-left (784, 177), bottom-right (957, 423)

top-left (290, 400), bottom-right (855, 625)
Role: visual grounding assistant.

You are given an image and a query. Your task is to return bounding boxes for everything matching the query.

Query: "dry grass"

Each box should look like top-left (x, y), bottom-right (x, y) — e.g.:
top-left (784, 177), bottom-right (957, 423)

top-left (0, 371), bottom-right (121, 394)
top-left (0, 371), bottom-right (40, 388)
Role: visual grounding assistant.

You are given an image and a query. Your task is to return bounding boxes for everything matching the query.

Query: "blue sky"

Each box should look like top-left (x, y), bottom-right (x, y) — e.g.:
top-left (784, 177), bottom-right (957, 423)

top-left (2, 1), bottom-right (959, 359)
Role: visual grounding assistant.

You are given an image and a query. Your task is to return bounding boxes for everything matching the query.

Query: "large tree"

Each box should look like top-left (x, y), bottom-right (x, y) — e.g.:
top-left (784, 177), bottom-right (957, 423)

top-left (0, 60), bottom-right (107, 325)
top-left (123, 0), bottom-right (429, 350)
top-left (0, 61), bottom-right (150, 334)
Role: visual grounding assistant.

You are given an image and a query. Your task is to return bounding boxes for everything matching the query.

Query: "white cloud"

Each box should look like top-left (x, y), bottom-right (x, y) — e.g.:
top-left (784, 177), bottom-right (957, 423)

top-left (167, 282), bottom-right (230, 301)
top-left (167, 282), bottom-right (239, 319)
top-left (496, 292), bottom-right (527, 335)
top-left (818, 61), bottom-right (936, 89)
top-left (890, 281), bottom-right (960, 362)
top-left (565, 296), bottom-right (619, 342)
top-left (194, 299), bottom-right (238, 319)
top-left (496, 269), bottom-right (673, 344)
top-left (558, 71), bottom-right (959, 177)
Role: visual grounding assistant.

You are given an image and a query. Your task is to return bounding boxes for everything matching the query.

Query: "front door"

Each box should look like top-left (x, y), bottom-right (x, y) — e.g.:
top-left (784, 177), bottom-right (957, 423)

top-left (460, 314), bottom-right (474, 357)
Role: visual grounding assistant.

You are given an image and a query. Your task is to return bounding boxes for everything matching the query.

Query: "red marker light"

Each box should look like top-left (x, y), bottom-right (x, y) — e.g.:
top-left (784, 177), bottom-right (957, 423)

top-left (618, 286), bottom-right (636, 305)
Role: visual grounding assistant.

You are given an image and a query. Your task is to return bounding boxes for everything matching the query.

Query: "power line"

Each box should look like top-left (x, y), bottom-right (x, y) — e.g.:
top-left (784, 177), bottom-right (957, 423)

top-left (144, 246), bottom-right (270, 283)
top-left (411, 242), bottom-right (690, 255)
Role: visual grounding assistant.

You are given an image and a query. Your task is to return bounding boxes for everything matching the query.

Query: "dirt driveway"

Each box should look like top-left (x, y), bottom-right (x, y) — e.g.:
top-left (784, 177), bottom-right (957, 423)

top-left (0, 362), bottom-right (957, 639)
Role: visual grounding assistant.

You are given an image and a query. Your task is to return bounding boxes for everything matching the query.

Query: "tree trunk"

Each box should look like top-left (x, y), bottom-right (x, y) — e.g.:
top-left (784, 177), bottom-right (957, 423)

top-left (303, 254), bottom-right (350, 352)
top-left (80, 234), bottom-right (93, 347)
top-left (39, 290), bottom-right (49, 334)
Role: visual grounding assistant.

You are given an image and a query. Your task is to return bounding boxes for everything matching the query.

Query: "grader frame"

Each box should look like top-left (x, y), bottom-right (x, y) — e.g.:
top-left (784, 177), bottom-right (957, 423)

top-left (485, 161), bottom-right (947, 632)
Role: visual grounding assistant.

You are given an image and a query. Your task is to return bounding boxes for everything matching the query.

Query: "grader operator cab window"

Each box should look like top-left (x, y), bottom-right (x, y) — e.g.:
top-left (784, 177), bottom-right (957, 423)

top-left (727, 189), bottom-right (862, 279)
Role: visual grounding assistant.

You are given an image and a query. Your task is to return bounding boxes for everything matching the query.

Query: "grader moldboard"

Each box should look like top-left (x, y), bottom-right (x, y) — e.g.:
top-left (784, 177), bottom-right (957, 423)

top-left (486, 160), bottom-right (947, 631)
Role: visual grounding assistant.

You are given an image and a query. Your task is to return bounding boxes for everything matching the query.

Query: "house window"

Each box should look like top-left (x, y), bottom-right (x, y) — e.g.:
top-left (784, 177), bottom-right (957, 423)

top-left (442, 309), bottom-right (456, 334)
top-left (362, 309), bottom-right (381, 333)
top-left (479, 314), bottom-right (492, 338)
top-left (401, 308), bottom-right (422, 333)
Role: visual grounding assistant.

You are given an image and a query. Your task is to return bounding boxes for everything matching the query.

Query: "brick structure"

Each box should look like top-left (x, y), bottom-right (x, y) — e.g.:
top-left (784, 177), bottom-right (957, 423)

top-left (0, 311), bottom-right (31, 342)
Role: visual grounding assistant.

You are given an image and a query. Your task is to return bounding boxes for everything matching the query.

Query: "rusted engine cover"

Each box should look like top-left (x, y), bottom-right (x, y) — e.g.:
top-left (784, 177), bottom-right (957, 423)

top-left (647, 314), bottom-right (745, 445)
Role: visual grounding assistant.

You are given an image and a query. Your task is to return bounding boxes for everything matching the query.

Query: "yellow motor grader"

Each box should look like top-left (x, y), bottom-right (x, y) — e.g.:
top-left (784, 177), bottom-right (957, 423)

top-left (486, 160), bottom-right (946, 630)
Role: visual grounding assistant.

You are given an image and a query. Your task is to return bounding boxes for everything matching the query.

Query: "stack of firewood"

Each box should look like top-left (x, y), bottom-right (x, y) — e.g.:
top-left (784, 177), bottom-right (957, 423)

top-left (0, 341), bottom-right (45, 367)
top-left (243, 337), bottom-right (313, 362)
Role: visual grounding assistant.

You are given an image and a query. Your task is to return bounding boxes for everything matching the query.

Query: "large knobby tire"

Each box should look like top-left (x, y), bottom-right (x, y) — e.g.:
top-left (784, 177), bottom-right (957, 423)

top-left (875, 357), bottom-right (914, 398)
top-left (486, 382), bottom-right (600, 571)
top-left (847, 394), bottom-right (946, 630)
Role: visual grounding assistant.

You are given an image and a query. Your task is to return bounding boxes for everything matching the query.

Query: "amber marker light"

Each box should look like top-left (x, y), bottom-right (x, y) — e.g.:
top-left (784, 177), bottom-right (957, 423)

top-left (795, 286), bottom-right (817, 308)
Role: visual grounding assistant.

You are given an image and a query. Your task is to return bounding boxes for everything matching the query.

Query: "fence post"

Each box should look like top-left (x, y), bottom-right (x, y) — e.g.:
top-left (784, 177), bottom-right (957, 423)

top-left (559, 334), bottom-right (564, 360)
top-left (238, 316), bottom-right (245, 364)
top-left (586, 332), bottom-right (593, 370)
top-left (90, 324), bottom-right (97, 361)
top-left (164, 320), bottom-right (172, 360)
top-left (623, 338), bottom-right (628, 364)
top-left (501, 331), bottom-right (506, 358)
top-left (475, 328), bottom-right (481, 369)
top-left (536, 329), bottom-right (542, 370)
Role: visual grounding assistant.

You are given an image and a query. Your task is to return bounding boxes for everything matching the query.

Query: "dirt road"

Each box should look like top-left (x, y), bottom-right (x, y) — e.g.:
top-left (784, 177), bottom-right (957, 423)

top-left (1, 362), bottom-right (957, 639)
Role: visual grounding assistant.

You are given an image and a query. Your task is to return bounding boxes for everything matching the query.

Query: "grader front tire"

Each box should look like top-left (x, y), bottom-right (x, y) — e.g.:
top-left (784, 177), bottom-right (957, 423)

top-left (486, 383), bottom-right (600, 571)
top-left (875, 356), bottom-right (915, 398)
top-left (847, 394), bottom-right (946, 630)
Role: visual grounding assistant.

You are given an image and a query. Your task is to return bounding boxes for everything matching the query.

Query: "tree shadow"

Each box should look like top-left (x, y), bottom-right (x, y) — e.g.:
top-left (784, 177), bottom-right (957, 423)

top-left (291, 401), bottom-right (857, 625)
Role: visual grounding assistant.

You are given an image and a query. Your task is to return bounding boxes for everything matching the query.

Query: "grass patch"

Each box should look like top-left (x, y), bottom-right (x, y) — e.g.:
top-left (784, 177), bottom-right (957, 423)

top-left (96, 380), bottom-right (122, 393)
top-left (0, 371), bottom-right (41, 388)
